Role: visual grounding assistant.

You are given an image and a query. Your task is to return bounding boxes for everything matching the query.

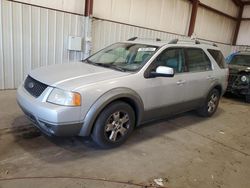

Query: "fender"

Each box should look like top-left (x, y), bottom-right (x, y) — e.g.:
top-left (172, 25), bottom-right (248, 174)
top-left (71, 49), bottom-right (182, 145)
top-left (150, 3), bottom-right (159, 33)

top-left (78, 87), bottom-right (144, 136)
top-left (204, 82), bottom-right (223, 102)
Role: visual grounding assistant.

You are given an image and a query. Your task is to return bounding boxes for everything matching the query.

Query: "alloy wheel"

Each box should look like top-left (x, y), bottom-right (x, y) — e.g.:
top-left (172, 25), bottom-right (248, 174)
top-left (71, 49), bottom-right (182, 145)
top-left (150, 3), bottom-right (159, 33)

top-left (104, 111), bottom-right (130, 142)
top-left (207, 93), bottom-right (218, 113)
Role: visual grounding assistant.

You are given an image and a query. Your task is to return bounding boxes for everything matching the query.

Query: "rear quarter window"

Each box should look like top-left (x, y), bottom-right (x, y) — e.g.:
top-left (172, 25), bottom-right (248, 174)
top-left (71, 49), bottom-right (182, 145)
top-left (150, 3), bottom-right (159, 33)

top-left (207, 49), bottom-right (227, 69)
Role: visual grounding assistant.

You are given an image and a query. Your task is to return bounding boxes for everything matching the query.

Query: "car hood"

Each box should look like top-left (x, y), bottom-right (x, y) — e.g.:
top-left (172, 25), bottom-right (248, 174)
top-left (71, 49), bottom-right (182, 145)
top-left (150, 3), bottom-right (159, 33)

top-left (29, 62), bottom-right (131, 90)
top-left (228, 64), bottom-right (250, 74)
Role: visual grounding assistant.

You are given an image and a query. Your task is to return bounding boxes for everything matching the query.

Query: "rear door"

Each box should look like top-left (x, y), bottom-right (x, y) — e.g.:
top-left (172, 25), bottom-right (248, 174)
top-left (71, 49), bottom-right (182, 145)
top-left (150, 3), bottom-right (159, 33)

top-left (183, 48), bottom-right (214, 108)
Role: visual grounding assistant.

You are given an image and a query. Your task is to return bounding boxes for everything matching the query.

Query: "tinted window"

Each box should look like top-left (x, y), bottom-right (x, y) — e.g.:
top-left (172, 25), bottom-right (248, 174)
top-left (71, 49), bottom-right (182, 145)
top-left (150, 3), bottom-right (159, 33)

top-left (153, 48), bottom-right (185, 73)
top-left (230, 55), bottom-right (250, 66)
top-left (208, 49), bottom-right (227, 68)
top-left (186, 48), bottom-right (212, 72)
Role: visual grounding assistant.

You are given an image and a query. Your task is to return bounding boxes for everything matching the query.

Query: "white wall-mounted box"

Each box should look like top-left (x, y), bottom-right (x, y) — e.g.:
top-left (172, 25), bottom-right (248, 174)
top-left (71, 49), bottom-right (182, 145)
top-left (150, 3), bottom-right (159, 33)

top-left (68, 36), bottom-right (82, 51)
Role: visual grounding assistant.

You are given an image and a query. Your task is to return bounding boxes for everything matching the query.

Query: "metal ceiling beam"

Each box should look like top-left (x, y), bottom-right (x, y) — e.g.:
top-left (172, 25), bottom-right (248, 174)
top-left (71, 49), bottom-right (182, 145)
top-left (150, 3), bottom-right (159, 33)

top-left (231, 0), bottom-right (243, 6)
top-left (188, 0), bottom-right (199, 36)
top-left (243, 1), bottom-right (250, 5)
top-left (84, 0), bottom-right (93, 16)
top-left (233, 5), bottom-right (244, 45)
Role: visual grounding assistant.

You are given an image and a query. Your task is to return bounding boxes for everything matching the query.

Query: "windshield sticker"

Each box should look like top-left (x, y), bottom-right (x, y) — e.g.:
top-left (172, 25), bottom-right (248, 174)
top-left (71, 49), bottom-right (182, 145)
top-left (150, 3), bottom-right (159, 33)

top-left (138, 48), bottom-right (156, 52)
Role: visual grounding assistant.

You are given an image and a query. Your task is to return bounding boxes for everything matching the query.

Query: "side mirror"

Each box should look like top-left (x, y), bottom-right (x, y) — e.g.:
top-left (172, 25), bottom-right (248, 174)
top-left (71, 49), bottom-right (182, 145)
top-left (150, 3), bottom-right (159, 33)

top-left (150, 66), bottom-right (174, 78)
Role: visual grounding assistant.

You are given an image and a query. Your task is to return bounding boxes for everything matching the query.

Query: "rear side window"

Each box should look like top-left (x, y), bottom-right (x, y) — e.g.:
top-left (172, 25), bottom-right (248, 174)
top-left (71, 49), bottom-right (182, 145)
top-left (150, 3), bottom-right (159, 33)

top-left (207, 49), bottom-right (227, 68)
top-left (186, 48), bottom-right (212, 72)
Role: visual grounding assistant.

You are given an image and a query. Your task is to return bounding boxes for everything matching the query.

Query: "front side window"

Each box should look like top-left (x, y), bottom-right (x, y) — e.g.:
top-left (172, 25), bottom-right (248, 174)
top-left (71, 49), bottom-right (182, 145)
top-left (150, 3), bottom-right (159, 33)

top-left (229, 55), bottom-right (250, 66)
top-left (151, 48), bottom-right (185, 73)
top-left (87, 43), bottom-right (159, 71)
top-left (207, 49), bottom-right (227, 69)
top-left (186, 48), bottom-right (212, 72)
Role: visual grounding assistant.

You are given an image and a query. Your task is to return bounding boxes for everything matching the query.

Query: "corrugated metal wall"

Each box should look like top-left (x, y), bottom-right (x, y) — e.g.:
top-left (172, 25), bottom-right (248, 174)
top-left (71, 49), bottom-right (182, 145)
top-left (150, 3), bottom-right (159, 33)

top-left (92, 18), bottom-right (189, 53)
top-left (199, 0), bottom-right (238, 17)
top-left (242, 5), bottom-right (250, 18)
top-left (93, 0), bottom-right (238, 45)
top-left (0, 0), bottom-right (84, 89)
top-left (93, 0), bottom-right (192, 36)
top-left (237, 5), bottom-right (250, 45)
top-left (13, 0), bottom-right (85, 15)
top-left (194, 7), bottom-right (236, 44)
top-left (92, 18), bottom-right (234, 56)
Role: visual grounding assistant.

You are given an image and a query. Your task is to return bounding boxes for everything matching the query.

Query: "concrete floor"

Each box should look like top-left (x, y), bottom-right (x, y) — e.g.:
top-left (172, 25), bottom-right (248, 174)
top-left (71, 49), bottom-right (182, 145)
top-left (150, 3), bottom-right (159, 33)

top-left (0, 90), bottom-right (250, 188)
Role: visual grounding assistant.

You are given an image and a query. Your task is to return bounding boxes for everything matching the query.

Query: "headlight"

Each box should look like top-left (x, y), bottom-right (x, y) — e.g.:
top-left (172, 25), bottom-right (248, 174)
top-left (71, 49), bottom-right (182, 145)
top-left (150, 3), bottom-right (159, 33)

top-left (241, 75), bottom-right (248, 83)
top-left (47, 88), bottom-right (81, 106)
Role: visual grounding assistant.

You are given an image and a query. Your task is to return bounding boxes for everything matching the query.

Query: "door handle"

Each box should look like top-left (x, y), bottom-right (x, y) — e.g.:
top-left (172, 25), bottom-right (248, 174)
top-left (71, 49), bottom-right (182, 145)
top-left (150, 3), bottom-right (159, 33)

top-left (207, 76), bottom-right (216, 81)
top-left (176, 80), bottom-right (186, 85)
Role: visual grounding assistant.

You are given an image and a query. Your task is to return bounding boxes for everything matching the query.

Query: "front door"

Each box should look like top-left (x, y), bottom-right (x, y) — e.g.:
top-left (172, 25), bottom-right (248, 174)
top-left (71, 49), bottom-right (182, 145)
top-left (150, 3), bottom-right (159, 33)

top-left (141, 48), bottom-right (188, 120)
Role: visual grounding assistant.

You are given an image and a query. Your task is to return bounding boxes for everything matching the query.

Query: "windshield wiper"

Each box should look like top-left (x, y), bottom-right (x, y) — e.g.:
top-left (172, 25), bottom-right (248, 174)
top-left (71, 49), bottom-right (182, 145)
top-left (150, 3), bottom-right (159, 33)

top-left (93, 63), bottom-right (126, 72)
top-left (83, 60), bottom-right (126, 72)
top-left (83, 59), bottom-right (94, 64)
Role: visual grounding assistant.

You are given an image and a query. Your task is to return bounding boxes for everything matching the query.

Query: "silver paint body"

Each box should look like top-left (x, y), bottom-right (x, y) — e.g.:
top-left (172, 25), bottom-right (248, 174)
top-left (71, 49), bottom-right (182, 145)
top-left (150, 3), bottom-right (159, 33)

top-left (17, 41), bottom-right (228, 136)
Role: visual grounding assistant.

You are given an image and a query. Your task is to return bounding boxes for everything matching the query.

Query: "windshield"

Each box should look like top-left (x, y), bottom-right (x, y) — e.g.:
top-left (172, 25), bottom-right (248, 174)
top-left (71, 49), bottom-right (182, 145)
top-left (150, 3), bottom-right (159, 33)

top-left (229, 55), bottom-right (250, 66)
top-left (86, 43), bottom-right (159, 71)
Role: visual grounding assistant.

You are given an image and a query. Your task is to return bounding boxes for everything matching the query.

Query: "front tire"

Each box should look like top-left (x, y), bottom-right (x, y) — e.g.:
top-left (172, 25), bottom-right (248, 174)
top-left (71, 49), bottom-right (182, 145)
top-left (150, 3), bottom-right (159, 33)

top-left (197, 89), bottom-right (220, 117)
top-left (91, 101), bottom-right (135, 149)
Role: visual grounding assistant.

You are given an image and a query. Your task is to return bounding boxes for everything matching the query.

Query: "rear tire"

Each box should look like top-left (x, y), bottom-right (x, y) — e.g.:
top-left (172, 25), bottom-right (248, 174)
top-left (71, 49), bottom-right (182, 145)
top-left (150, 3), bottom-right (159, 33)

top-left (197, 89), bottom-right (220, 117)
top-left (91, 101), bottom-right (135, 149)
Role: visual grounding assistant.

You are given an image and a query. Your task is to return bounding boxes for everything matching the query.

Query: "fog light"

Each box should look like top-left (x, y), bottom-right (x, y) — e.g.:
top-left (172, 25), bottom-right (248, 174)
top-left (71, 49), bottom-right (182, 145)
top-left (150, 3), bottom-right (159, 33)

top-left (241, 75), bottom-right (248, 82)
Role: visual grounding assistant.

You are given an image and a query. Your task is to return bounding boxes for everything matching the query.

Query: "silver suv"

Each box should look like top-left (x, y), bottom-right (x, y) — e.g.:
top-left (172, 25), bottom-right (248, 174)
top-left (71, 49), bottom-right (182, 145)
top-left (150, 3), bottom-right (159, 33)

top-left (17, 38), bottom-right (228, 148)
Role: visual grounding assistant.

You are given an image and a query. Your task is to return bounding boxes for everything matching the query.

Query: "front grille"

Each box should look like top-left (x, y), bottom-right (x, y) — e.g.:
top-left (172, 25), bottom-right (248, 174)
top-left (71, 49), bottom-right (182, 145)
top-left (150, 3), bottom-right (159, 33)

top-left (228, 74), bottom-right (238, 85)
top-left (24, 75), bottom-right (48, 98)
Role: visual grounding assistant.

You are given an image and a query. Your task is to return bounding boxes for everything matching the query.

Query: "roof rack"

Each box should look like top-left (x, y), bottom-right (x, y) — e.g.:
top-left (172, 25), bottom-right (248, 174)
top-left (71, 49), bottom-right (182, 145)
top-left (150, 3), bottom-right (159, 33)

top-left (238, 46), bottom-right (250, 52)
top-left (127, 37), bottom-right (161, 42)
top-left (168, 38), bottom-right (218, 47)
top-left (127, 37), bottom-right (218, 47)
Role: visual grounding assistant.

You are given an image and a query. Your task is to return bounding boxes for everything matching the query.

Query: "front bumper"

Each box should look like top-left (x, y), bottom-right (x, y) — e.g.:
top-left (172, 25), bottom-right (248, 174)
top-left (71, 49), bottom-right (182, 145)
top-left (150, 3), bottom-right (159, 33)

top-left (227, 84), bottom-right (250, 95)
top-left (17, 86), bottom-right (83, 136)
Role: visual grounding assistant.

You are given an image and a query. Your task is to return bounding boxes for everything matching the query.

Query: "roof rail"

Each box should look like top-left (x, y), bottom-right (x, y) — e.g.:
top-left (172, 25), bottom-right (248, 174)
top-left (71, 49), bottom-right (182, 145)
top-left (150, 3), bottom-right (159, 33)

top-left (127, 37), bottom-right (162, 42)
top-left (199, 40), bottom-right (218, 47)
top-left (168, 38), bottom-right (200, 44)
top-left (168, 38), bottom-right (218, 47)
top-left (238, 46), bottom-right (250, 52)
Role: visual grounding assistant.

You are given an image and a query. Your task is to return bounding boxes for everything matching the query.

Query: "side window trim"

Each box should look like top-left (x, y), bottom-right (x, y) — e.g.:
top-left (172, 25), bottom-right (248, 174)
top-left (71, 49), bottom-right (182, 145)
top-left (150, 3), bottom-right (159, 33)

top-left (144, 47), bottom-right (186, 78)
top-left (152, 47), bottom-right (186, 73)
top-left (184, 47), bottom-right (212, 73)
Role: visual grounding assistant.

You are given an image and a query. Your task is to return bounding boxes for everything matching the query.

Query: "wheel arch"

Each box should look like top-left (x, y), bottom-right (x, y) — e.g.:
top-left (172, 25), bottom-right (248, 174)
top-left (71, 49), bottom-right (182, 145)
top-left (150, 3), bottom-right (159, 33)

top-left (213, 84), bottom-right (222, 96)
top-left (202, 84), bottom-right (223, 106)
top-left (78, 88), bottom-right (144, 136)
